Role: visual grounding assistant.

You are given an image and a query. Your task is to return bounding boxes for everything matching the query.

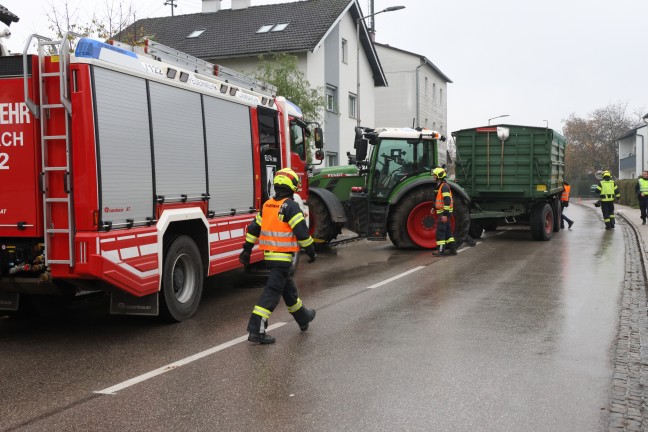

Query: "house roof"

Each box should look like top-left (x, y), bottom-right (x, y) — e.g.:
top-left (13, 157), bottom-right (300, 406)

top-left (374, 42), bottom-right (452, 83)
top-left (0, 4), bottom-right (19, 27)
top-left (116, 0), bottom-right (387, 86)
top-left (617, 124), bottom-right (647, 141)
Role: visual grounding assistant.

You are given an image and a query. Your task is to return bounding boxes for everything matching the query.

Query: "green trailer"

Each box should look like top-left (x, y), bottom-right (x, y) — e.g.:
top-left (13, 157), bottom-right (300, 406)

top-left (453, 125), bottom-right (566, 241)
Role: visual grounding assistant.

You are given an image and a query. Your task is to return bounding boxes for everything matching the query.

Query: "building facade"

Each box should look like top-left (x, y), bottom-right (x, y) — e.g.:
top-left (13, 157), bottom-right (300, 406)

top-left (618, 125), bottom-right (648, 179)
top-left (373, 43), bottom-right (452, 136)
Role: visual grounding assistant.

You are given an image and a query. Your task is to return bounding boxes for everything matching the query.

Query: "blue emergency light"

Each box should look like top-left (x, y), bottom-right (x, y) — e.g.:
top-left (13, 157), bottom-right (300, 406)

top-left (75, 38), bottom-right (138, 60)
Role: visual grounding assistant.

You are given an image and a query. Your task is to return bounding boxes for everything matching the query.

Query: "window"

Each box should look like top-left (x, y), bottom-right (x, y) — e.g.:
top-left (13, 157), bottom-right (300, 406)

top-left (187, 29), bottom-right (206, 38)
top-left (272, 23), bottom-right (290, 32)
top-left (424, 77), bottom-right (428, 98)
top-left (440, 88), bottom-right (443, 105)
top-left (341, 38), bottom-right (348, 64)
top-left (424, 118), bottom-right (428, 127)
top-left (326, 85), bottom-right (337, 113)
top-left (348, 93), bottom-right (357, 119)
top-left (257, 24), bottom-right (274, 33)
top-left (432, 83), bottom-right (436, 101)
top-left (326, 152), bottom-right (338, 167)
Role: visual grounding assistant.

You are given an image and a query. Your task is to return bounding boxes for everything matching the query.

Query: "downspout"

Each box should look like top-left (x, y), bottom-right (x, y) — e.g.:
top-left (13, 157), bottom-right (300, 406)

top-left (415, 62), bottom-right (424, 128)
top-left (637, 131), bottom-right (645, 173)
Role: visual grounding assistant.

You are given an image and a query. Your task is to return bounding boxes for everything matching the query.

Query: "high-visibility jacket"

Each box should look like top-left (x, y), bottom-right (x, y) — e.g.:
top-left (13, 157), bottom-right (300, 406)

top-left (244, 197), bottom-right (314, 263)
top-left (596, 179), bottom-right (619, 202)
top-left (435, 181), bottom-right (453, 215)
top-left (638, 178), bottom-right (648, 194)
top-left (561, 184), bottom-right (571, 202)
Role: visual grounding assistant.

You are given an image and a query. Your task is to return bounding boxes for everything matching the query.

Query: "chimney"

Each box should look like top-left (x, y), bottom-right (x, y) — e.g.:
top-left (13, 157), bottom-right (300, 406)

top-left (202, 0), bottom-right (222, 13)
top-left (232, 0), bottom-right (251, 10)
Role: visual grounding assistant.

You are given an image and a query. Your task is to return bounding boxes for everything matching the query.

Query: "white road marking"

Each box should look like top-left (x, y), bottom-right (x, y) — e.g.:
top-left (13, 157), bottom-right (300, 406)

top-left (94, 322), bottom-right (287, 395)
top-left (367, 266), bottom-right (426, 289)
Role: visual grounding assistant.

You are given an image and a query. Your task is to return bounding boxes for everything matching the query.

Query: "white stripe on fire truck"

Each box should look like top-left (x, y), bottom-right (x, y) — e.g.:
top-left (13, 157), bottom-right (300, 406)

top-left (117, 235), bottom-right (136, 241)
top-left (101, 250), bottom-right (158, 278)
top-left (139, 244), bottom-right (157, 256)
top-left (137, 232), bottom-right (157, 238)
top-left (101, 238), bottom-right (116, 243)
top-left (119, 246), bottom-right (139, 260)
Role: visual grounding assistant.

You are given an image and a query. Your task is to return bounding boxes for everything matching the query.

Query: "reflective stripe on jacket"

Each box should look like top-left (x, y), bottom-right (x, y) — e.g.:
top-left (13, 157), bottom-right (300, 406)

top-left (561, 184), bottom-right (571, 202)
top-left (596, 180), bottom-right (619, 202)
top-left (435, 182), bottom-right (453, 215)
top-left (259, 198), bottom-right (300, 253)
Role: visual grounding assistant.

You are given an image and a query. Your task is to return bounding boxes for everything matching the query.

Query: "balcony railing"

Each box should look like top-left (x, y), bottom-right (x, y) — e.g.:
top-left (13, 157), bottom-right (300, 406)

top-left (620, 154), bottom-right (636, 170)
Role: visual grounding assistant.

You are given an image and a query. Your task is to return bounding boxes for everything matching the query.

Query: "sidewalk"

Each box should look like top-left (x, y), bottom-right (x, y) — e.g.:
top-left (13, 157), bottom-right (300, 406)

top-left (614, 203), bottom-right (648, 269)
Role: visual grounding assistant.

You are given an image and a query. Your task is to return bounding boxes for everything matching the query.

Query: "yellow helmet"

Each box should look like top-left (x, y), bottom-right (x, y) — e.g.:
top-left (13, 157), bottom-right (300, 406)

top-left (431, 167), bottom-right (446, 179)
top-left (602, 170), bottom-right (611, 179)
top-left (274, 168), bottom-right (300, 191)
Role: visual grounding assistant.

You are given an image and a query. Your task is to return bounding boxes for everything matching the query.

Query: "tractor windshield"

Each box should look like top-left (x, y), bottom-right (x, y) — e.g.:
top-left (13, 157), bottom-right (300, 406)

top-left (370, 138), bottom-right (435, 198)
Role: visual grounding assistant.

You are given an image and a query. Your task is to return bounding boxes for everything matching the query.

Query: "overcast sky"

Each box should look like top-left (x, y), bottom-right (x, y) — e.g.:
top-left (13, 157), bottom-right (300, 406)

top-left (4, 0), bottom-right (647, 134)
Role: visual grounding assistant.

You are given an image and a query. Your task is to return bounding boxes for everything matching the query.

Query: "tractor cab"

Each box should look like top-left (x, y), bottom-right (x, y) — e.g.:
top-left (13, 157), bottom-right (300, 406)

top-left (353, 127), bottom-right (446, 200)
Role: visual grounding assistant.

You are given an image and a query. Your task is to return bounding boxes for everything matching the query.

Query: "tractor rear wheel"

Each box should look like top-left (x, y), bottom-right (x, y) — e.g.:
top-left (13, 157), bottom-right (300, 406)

top-left (387, 187), bottom-right (470, 250)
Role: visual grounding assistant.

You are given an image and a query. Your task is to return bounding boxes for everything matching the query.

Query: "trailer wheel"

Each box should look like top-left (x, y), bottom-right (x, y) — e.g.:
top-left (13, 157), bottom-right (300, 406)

top-left (469, 221), bottom-right (483, 239)
top-left (388, 188), bottom-right (471, 249)
top-left (530, 202), bottom-right (554, 241)
top-left (160, 236), bottom-right (203, 322)
top-left (483, 222), bottom-right (498, 232)
top-left (308, 195), bottom-right (339, 248)
top-left (552, 197), bottom-right (562, 232)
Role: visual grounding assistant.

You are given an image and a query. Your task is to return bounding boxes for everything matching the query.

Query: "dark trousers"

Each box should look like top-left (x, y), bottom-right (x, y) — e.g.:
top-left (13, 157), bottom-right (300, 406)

top-left (601, 201), bottom-right (615, 227)
top-left (560, 202), bottom-right (572, 227)
top-left (436, 217), bottom-right (454, 248)
top-left (247, 262), bottom-right (304, 333)
top-left (640, 195), bottom-right (648, 220)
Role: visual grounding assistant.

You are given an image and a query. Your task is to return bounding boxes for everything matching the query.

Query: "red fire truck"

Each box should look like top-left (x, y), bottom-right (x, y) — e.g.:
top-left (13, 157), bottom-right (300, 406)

top-left (0, 32), bottom-right (323, 321)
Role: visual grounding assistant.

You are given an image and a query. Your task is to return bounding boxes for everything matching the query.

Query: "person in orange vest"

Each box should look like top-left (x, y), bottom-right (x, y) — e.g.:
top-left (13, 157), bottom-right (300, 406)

top-left (560, 181), bottom-right (574, 229)
top-left (239, 168), bottom-right (317, 344)
top-left (636, 170), bottom-right (648, 225)
top-left (431, 167), bottom-right (457, 256)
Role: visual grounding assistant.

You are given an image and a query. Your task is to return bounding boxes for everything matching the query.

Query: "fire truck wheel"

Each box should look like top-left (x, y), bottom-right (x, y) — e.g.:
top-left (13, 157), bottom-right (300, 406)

top-left (160, 236), bottom-right (204, 322)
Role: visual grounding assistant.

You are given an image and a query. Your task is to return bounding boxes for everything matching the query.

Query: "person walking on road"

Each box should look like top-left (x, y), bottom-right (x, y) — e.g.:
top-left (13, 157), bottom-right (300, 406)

top-left (595, 170), bottom-right (620, 230)
top-left (239, 168), bottom-right (317, 344)
top-left (560, 181), bottom-right (574, 229)
top-left (431, 167), bottom-right (457, 256)
top-left (636, 170), bottom-right (648, 225)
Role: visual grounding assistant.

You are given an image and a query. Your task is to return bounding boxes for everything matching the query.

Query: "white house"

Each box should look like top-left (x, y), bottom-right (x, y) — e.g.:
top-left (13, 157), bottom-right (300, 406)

top-left (618, 124), bottom-right (648, 179)
top-left (373, 43), bottom-right (452, 136)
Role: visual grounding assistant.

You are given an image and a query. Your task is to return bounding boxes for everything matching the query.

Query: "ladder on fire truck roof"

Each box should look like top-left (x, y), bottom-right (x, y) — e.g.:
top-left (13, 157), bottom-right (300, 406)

top-left (23, 31), bottom-right (81, 267)
top-left (111, 38), bottom-right (277, 98)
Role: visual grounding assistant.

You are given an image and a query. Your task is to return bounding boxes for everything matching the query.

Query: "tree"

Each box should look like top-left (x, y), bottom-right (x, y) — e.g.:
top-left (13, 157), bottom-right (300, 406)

top-left (45, 0), bottom-right (143, 51)
top-left (254, 53), bottom-right (326, 125)
top-left (563, 101), bottom-right (638, 180)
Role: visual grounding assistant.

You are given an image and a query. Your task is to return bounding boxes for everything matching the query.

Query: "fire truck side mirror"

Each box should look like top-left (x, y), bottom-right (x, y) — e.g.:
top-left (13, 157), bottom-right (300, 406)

top-left (313, 127), bottom-right (324, 149)
top-left (315, 149), bottom-right (325, 161)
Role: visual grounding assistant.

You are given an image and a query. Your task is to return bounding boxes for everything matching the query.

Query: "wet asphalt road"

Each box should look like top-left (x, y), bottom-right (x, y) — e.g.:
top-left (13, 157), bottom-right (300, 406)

top-left (0, 202), bottom-right (628, 431)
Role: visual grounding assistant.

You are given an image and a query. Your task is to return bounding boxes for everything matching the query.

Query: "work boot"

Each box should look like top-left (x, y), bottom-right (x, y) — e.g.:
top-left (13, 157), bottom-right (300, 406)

top-left (298, 308), bottom-right (316, 331)
top-left (445, 244), bottom-right (457, 256)
top-left (568, 221), bottom-right (574, 229)
top-left (432, 245), bottom-right (445, 256)
top-left (248, 332), bottom-right (276, 344)
top-left (643, 220), bottom-right (646, 225)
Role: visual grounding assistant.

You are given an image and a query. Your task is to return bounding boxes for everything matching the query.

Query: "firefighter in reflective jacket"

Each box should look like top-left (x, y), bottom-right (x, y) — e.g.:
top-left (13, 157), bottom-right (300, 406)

top-left (431, 167), bottom-right (456, 256)
top-left (636, 170), bottom-right (648, 225)
top-left (239, 168), bottom-right (317, 344)
top-left (595, 170), bottom-right (620, 230)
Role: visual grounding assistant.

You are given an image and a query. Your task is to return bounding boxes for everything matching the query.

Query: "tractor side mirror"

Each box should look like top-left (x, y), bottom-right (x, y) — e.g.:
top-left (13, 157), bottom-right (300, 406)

top-left (315, 149), bottom-right (324, 161)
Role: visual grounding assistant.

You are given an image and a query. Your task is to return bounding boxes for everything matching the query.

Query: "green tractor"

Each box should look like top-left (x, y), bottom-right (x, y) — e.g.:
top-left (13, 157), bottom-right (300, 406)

top-left (308, 127), bottom-right (471, 249)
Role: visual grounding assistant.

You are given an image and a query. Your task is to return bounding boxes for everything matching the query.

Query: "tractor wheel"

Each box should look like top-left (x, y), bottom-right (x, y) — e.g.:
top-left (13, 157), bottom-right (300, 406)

top-left (160, 236), bottom-right (203, 322)
top-left (483, 221), bottom-right (498, 231)
top-left (530, 202), bottom-right (554, 241)
top-left (387, 187), bottom-right (471, 249)
top-left (308, 195), bottom-right (339, 249)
